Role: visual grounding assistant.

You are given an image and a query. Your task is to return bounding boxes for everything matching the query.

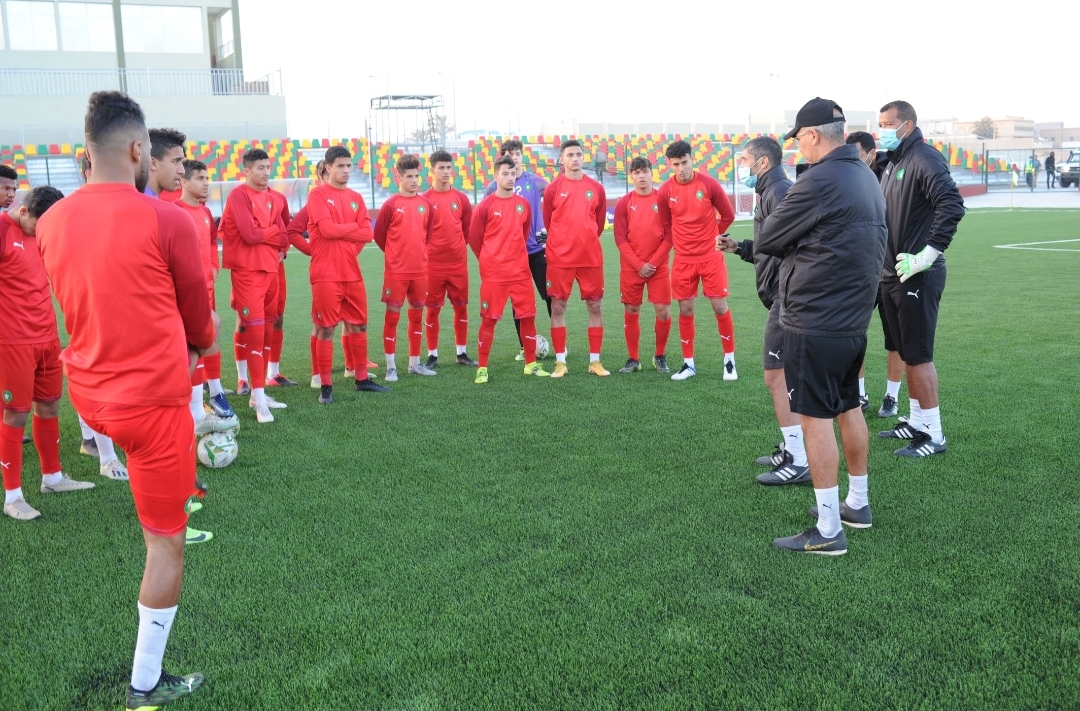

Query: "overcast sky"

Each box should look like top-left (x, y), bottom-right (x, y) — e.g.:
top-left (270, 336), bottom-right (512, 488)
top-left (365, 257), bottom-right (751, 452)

top-left (241, 0), bottom-right (1079, 138)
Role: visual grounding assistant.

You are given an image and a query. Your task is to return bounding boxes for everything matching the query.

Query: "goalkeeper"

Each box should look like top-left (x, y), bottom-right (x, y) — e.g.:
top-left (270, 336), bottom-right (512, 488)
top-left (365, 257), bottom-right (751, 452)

top-left (875, 100), bottom-right (966, 458)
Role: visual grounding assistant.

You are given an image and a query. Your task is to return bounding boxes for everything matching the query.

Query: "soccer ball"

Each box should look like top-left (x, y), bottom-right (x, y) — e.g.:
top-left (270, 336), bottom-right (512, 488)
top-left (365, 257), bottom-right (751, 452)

top-left (197, 431), bottom-right (238, 469)
top-left (535, 334), bottom-right (551, 359)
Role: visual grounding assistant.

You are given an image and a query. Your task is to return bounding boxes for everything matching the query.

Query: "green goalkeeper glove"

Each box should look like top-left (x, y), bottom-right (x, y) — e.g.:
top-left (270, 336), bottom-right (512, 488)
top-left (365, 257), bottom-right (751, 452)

top-left (895, 245), bottom-right (941, 283)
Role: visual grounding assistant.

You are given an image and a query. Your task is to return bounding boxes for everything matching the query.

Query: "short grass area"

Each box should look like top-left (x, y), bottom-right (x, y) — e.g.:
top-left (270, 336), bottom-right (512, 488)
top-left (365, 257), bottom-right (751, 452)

top-left (3, 209), bottom-right (1079, 710)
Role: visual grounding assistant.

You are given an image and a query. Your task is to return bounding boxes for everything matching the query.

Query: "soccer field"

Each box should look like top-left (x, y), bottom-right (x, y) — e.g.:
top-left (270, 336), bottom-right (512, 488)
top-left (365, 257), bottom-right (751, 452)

top-left (3, 209), bottom-right (1079, 711)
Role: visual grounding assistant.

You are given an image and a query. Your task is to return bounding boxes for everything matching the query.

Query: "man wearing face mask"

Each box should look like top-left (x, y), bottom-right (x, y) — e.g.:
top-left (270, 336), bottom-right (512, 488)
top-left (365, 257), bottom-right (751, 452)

top-left (876, 101), bottom-right (965, 458)
top-left (716, 137), bottom-right (809, 486)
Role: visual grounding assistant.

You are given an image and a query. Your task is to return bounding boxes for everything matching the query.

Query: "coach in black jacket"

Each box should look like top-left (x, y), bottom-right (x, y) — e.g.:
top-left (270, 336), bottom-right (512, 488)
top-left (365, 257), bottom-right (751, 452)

top-left (756, 97), bottom-right (887, 556)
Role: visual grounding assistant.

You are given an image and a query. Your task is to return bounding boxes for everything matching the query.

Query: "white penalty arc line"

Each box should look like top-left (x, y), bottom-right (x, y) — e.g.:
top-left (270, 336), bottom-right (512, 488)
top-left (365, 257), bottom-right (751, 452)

top-left (994, 238), bottom-right (1080, 252)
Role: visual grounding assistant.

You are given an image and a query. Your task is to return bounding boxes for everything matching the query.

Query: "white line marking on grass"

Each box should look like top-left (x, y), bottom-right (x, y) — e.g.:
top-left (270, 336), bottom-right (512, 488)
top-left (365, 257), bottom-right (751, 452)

top-left (994, 238), bottom-right (1080, 252)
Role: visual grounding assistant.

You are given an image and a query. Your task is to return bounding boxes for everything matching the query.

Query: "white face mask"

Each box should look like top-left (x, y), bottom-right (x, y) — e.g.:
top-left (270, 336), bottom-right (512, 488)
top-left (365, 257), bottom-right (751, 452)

top-left (863, 149), bottom-right (876, 167)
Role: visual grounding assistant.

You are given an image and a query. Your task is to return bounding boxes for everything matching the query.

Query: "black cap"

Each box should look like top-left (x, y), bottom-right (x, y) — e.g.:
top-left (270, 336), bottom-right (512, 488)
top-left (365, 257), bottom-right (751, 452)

top-left (784, 97), bottom-right (845, 140)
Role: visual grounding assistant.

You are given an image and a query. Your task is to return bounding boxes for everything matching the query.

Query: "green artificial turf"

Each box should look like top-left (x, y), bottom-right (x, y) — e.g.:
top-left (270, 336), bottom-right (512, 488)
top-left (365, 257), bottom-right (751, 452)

top-left (2, 209), bottom-right (1078, 710)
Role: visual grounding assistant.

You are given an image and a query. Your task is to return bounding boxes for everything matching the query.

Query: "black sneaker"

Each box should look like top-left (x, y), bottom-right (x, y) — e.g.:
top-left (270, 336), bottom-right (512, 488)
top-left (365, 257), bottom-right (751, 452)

top-left (356, 378), bottom-right (391, 393)
top-left (456, 352), bottom-right (479, 367)
top-left (809, 501), bottom-right (873, 528)
top-left (618, 358), bottom-right (641, 373)
top-left (318, 385), bottom-right (333, 404)
top-left (424, 355), bottom-right (439, 369)
top-left (756, 443), bottom-right (786, 467)
top-left (653, 354), bottom-right (670, 374)
top-left (859, 395), bottom-right (871, 411)
top-left (894, 431), bottom-right (946, 457)
top-left (878, 418), bottom-right (919, 439)
top-left (878, 395), bottom-right (899, 418)
top-left (756, 459), bottom-right (811, 485)
top-left (772, 526), bottom-right (848, 556)
top-left (125, 670), bottom-right (205, 710)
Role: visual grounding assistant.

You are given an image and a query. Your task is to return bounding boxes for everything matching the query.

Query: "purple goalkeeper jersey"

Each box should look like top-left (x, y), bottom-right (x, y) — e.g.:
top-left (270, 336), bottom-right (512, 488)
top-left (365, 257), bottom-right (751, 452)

top-left (485, 170), bottom-right (548, 254)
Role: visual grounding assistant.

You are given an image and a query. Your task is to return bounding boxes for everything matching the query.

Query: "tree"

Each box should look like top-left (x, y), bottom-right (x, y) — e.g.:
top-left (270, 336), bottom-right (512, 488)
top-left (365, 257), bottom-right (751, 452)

top-left (971, 116), bottom-right (995, 139)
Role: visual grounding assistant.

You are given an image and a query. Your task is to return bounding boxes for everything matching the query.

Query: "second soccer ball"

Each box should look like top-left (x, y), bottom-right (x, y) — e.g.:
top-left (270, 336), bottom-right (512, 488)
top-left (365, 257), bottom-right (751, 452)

top-left (535, 334), bottom-right (551, 359)
top-left (197, 431), bottom-right (238, 469)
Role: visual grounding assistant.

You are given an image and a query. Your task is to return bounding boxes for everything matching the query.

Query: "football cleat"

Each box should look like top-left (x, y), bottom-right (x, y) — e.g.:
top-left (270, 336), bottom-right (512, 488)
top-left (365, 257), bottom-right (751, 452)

top-left (514, 349), bottom-right (525, 362)
top-left (22, 435), bottom-right (32, 445)
top-left (456, 352), bottom-right (479, 367)
top-left (100, 458), bottom-right (129, 481)
top-left (185, 499), bottom-right (202, 515)
top-left (384, 368), bottom-right (399, 382)
top-left (618, 359), bottom-right (641, 374)
top-left (318, 385), bottom-right (333, 404)
top-left (859, 395), bottom-right (871, 412)
top-left (408, 364), bottom-right (438, 376)
top-left (254, 403), bottom-right (274, 424)
top-left (550, 362), bottom-right (569, 378)
top-left (356, 378), bottom-right (391, 393)
top-left (878, 419), bottom-right (919, 439)
top-left (79, 438), bottom-right (99, 458)
top-left (772, 526), bottom-right (848, 556)
top-left (343, 368), bottom-right (355, 379)
top-left (474, 366), bottom-right (489, 384)
top-left (653, 354), bottom-right (671, 374)
top-left (208, 393), bottom-right (236, 419)
top-left (523, 361), bottom-right (550, 377)
top-left (249, 396), bottom-right (287, 410)
top-left (756, 460), bottom-right (811, 486)
top-left (3, 499), bottom-right (41, 521)
top-left (192, 475), bottom-right (208, 499)
top-left (40, 475), bottom-right (95, 494)
top-left (195, 412), bottom-right (238, 436)
top-left (878, 395), bottom-right (899, 418)
top-left (723, 359), bottom-right (738, 381)
top-left (185, 527), bottom-right (212, 545)
top-left (310, 374), bottom-right (322, 389)
top-left (588, 361), bottom-right (610, 377)
top-left (267, 374), bottom-right (298, 387)
top-left (125, 670), bottom-right (205, 711)
top-left (366, 360), bottom-right (379, 369)
top-left (894, 432), bottom-right (946, 458)
top-left (671, 364), bottom-right (696, 381)
top-left (756, 443), bottom-right (786, 467)
top-left (234, 379), bottom-right (251, 396)
top-left (809, 501), bottom-right (873, 529)
top-left (424, 355), bottom-right (439, 369)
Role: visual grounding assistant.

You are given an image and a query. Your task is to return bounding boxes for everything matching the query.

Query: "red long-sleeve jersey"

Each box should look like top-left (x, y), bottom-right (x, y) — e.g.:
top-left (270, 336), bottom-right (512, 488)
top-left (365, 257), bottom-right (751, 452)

top-left (173, 199), bottom-right (218, 285)
top-left (613, 190), bottom-right (672, 272)
top-left (306, 184), bottom-right (372, 283)
top-left (373, 194), bottom-right (432, 280)
top-left (0, 213), bottom-right (58, 345)
top-left (656, 171), bottom-right (735, 263)
top-left (422, 187), bottom-right (473, 273)
top-left (220, 184), bottom-right (288, 272)
top-left (542, 174), bottom-right (607, 268)
top-left (285, 205), bottom-right (313, 256)
top-left (468, 193), bottom-right (531, 284)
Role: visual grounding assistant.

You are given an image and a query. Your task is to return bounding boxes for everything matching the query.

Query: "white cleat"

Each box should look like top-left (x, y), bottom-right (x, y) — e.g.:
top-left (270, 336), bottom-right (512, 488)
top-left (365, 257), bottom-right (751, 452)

top-left (310, 374), bottom-right (322, 389)
top-left (40, 475), bottom-right (95, 494)
top-left (99, 458), bottom-right (129, 481)
top-left (723, 360), bottom-right (738, 381)
top-left (408, 364), bottom-right (438, 376)
top-left (671, 364), bottom-right (697, 381)
top-left (385, 368), bottom-right (398, 382)
top-left (343, 368), bottom-right (355, 379)
top-left (3, 498), bottom-right (41, 520)
top-left (249, 396), bottom-right (287, 410)
top-left (196, 412), bottom-right (240, 434)
top-left (255, 403), bottom-right (275, 423)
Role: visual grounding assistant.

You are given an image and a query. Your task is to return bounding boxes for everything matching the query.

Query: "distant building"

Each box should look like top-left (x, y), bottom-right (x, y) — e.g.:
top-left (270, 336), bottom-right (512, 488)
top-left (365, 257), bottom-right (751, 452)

top-left (954, 116), bottom-right (1035, 139)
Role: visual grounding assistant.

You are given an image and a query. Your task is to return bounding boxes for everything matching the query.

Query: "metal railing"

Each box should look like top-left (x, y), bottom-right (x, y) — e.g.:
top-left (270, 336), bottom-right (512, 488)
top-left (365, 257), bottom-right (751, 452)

top-left (0, 68), bottom-right (283, 96)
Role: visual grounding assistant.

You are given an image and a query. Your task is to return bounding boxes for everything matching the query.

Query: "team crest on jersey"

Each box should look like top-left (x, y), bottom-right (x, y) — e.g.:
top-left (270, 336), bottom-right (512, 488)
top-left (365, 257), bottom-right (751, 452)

top-left (266, 201), bottom-right (272, 210)
top-left (482, 301), bottom-right (489, 310)
top-left (417, 205), bottom-right (426, 214)
top-left (695, 189), bottom-right (705, 200)
top-left (204, 217), bottom-right (210, 225)
top-left (241, 307), bottom-right (250, 317)
top-left (1, 390), bottom-right (10, 404)
top-left (585, 190), bottom-right (594, 200)
top-left (651, 204), bottom-right (658, 212)
top-left (385, 288), bottom-right (392, 296)
top-left (895, 168), bottom-right (906, 181)
top-left (546, 280), bottom-right (552, 288)
top-left (515, 204), bottom-right (524, 213)
top-left (350, 202), bottom-right (358, 211)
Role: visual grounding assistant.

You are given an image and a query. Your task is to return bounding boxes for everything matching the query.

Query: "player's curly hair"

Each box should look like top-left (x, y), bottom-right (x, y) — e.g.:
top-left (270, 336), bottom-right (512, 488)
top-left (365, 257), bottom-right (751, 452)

top-left (429, 150), bottom-right (453, 166)
top-left (664, 140), bottom-right (692, 160)
top-left (629, 156), bottom-right (651, 173)
top-left (23, 186), bottom-right (64, 217)
top-left (84, 91), bottom-right (145, 148)
top-left (499, 139), bottom-right (523, 155)
top-left (243, 148), bottom-right (270, 167)
top-left (0, 164), bottom-right (17, 181)
top-left (396, 154), bottom-right (420, 174)
top-left (324, 145), bottom-right (351, 165)
top-left (494, 154), bottom-right (515, 173)
top-left (182, 159), bottom-right (207, 180)
top-left (149, 128), bottom-right (187, 160)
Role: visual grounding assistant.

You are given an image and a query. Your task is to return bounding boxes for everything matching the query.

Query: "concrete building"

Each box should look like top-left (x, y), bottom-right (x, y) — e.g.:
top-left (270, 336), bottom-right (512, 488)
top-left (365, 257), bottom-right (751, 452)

top-left (0, 0), bottom-right (286, 145)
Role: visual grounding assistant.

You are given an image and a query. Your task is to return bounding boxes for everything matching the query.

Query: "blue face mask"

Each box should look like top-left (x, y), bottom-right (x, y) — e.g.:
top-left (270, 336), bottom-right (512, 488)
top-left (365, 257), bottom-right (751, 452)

top-left (737, 157), bottom-right (764, 187)
top-left (879, 121), bottom-right (910, 151)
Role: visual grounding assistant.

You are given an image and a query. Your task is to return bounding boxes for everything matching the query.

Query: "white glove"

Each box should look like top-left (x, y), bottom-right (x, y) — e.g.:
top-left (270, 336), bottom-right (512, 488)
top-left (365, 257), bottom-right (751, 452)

top-left (895, 245), bottom-right (941, 283)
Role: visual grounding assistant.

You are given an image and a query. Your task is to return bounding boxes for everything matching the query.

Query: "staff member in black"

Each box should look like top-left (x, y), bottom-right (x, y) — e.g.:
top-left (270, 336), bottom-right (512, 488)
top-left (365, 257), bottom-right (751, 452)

top-left (876, 100), bottom-right (965, 457)
top-left (757, 98), bottom-right (887, 556)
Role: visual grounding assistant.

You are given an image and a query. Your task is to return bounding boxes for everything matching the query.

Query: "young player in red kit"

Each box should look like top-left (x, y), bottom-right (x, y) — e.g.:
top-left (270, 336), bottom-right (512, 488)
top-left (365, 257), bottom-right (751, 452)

top-left (146, 128), bottom-right (186, 198)
top-left (423, 150), bottom-right (478, 369)
top-left (657, 140), bottom-right (738, 381)
top-left (307, 145), bottom-right (390, 403)
top-left (37, 91), bottom-right (213, 709)
top-left (220, 148), bottom-right (289, 422)
top-left (1, 186), bottom-right (96, 522)
top-left (266, 182), bottom-right (296, 388)
top-left (469, 155), bottom-right (551, 383)
top-left (613, 157), bottom-right (673, 374)
top-left (543, 139), bottom-right (609, 377)
top-left (374, 154), bottom-right (435, 381)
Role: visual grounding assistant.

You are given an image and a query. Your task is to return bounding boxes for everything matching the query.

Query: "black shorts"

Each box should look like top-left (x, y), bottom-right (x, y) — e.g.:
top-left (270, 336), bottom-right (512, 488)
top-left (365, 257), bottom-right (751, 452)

top-left (763, 302), bottom-right (784, 370)
top-left (879, 266), bottom-right (946, 366)
top-left (875, 292), bottom-right (896, 352)
top-left (783, 331), bottom-right (866, 419)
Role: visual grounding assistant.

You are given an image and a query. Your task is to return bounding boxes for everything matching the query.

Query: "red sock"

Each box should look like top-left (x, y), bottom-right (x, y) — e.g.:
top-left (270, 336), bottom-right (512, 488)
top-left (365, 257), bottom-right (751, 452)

top-left (679, 315), bottom-right (696, 359)
top-left (426, 306), bottom-right (441, 352)
top-left (588, 326), bottom-right (603, 357)
top-left (552, 325), bottom-right (567, 356)
top-left (407, 308), bottom-right (424, 358)
top-left (521, 317), bottom-right (537, 364)
top-left (0, 422), bottom-right (24, 491)
top-left (384, 311), bottom-right (401, 354)
top-left (270, 327), bottom-right (284, 364)
top-left (233, 330), bottom-right (246, 366)
top-left (316, 338), bottom-right (333, 386)
top-left (478, 317), bottom-right (497, 367)
top-left (309, 335), bottom-right (318, 376)
top-left (247, 323), bottom-right (266, 389)
top-left (624, 312), bottom-right (640, 361)
top-left (453, 305), bottom-right (469, 350)
top-left (32, 415), bottom-right (61, 475)
top-left (204, 352), bottom-right (221, 380)
top-left (350, 330), bottom-right (368, 381)
top-left (716, 310), bottom-right (735, 354)
top-left (191, 358), bottom-right (205, 387)
top-left (655, 317), bottom-right (672, 357)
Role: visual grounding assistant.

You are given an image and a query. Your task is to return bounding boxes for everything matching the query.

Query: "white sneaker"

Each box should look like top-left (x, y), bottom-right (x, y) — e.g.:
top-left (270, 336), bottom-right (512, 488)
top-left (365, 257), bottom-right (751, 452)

top-left (723, 359), bottom-right (738, 381)
top-left (310, 374), bottom-right (322, 389)
top-left (100, 457), bottom-right (129, 481)
top-left (3, 498), bottom-right (40, 520)
top-left (408, 364), bottom-right (438, 376)
top-left (671, 364), bottom-right (697, 381)
top-left (249, 395), bottom-right (287, 409)
top-left (385, 368), bottom-right (398, 382)
top-left (255, 403), bottom-right (275, 423)
top-left (344, 368), bottom-right (355, 379)
top-left (40, 475), bottom-right (95, 494)
top-left (197, 412), bottom-right (239, 434)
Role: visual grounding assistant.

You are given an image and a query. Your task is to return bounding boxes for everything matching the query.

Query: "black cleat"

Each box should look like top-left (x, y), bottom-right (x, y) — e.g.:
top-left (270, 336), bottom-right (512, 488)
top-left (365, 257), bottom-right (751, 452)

top-left (878, 418), bottom-right (919, 439)
top-left (79, 437), bottom-right (99, 456)
top-left (318, 385), bottom-right (333, 404)
top-left (859, 395), bottom-right (871, 412)
top-left (894, 431), bottom-right (946, 458)
top-left (424, 355), bottom-right (439, 369)
top-left (22, 436), bottom-right (32, 445)
top-left (126, 670), bottom-right (205, 710)
top-left (756, 443), bottom-right (786, 467)
top-left (756, 459), bottom-right (811, 485)
top-left (618, 358), bottom-right (641, 373)
top-left (456, 352), bottom-right (479, 367)
top-left (878, 395), bottom-right (899, 418)
top-left (772, 526), bottom-right (848, 556)
top-left (268, 374), bottom-right (298, 387)
top-left (356, 378), bottom-right (391, 393)
top-left (653, 354), bottom-right (670, 374)
top-left (809, 501), bottom-right (873, 529)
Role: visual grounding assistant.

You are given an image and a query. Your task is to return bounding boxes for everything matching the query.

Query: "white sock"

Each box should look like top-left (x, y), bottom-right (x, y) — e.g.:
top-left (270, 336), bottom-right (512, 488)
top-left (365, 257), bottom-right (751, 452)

top-left (208, 379), bottom-right (224, 397)
top-left (78, 415), bottom-right (94, 440)
top-left (428, 349), bottom-right (438, 358)
top-left (814, 486), bottom-right (842, 538)
top-left (589, 352), bottom-right (600, 362)
top-left (385, 354), bottom-right (397, 370)
top-left (858, 377), bottom-right (866, 397)
top-left (780, 425), bottom-right (807, 467)
top-left (267, 361), bottom-right (280, 379)
top-left (131, 603), bottom-right (177, 692)
top-left (886, 379), bottom-right (901, 399)
top-left (408, 355), bottom-right (420, 369)
top-left (95, 433), bottom-right (117, 465)
top-left (456, 344), bottom-right (467, 355)
top-left (236, 359), bottom-right (249, 382)
top-left (4, 487), bottom-right (23, 505)
top-left (253, 387), bottom-right (267, 408)
top-left (845, 473), bottom-right (869, 509)
top-left (908, 398), bottom-right (922, 428)
top-left (189, 386), bottom-right (205, 424)
top-left (921, 405), bottom-right (944, 443)
top-left (556, 352), bottom-right (567, 363)
top-left (684, 357), bottom-right (695, 369)
top-left (42, 472), bottom-right (62, 486)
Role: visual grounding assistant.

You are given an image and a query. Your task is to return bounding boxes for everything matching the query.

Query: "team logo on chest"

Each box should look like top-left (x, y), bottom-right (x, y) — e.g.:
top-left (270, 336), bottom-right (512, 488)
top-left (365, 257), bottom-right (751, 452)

top-left (515, 204), bottom-right (524, 213)
top-left (585, 190), bottom-right (594, 200)
top-left (895, 168), bottom-right (906, 181)
top-left (266, 201), bottom-right (273, 210)
top-left (417, 205), bottom-right (426, 214)
top-left (695, 189), bottom-right (705, 200)
top-left (350, 202), bottom-right (358, 211)
top-left (651, 203), bottom-right (658, 212)
top-left (241, 307), bottom-right (250, 317)
top-left (204, 217), bottom-right (210, 225)
top-left (451, 202), bottom-right (459, 211)
top-left (1, 390), bottom-right (11, 404)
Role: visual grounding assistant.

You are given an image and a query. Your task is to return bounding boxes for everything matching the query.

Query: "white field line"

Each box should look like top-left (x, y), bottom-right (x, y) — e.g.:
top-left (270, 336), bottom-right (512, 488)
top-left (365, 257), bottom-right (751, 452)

top-left (994, 238), bottom-right (1080, 252)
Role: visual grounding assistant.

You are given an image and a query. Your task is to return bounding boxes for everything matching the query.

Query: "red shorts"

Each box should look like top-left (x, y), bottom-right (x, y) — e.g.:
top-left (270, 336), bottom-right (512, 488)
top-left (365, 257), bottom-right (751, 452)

top-left (276, 263), bottom-right (288, 316)
top-left (312, 280), bottom-right (368, 327)
top-left (71, 393), bottom-right (194, 538)
top-left (546, 266), bottom-right (604, 301)
top-left (426, 269), bottom-right (469, 308)
top-left (480, 279), bottom-right (536, 321)
top-left (230, 269), bottom-right (279, 325)
top-left (620, 267), bottom-right (671, 306)
top-left (671, 257), bottom-right (729, 301)
top-left (382, 277), bottom-right (427, 309)
top-left (0, 340), bottom-right (63, 412)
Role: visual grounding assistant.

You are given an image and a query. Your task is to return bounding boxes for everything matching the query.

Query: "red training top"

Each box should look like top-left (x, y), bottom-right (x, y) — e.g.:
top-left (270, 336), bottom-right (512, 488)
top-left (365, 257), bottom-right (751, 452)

top-left (613, 190), bottom-right (672, 273)
top-left (158, 188), bottom-right (182, 203)
top-left (285, 205), bottom-right (313, 256)
top-left (37, 184), bottom-right (215, 407)
top-left (220, 184), bottom-right (288, 273)
top-left (373, 194), bottom-right (433, 280)
top-left (542, 174), bottom-right (607, 268)
top-left (306, 184), bottom-right (372, 283)
top-left (172, 199), bottom-right (218, 285)
top-left (656, 171), bottom-right (735, 263)
top-left (468, 193), bottom-right (531, 284)
top-left (0, 213), bottom-right (58, 345)
top-left (422, 187), bottom-right (473, 274)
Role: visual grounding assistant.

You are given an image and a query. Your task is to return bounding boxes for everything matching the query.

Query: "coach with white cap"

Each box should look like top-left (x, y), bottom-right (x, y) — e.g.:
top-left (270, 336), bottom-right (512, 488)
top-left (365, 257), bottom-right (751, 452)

top-left (756, 97), bottom-right (887, 556)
